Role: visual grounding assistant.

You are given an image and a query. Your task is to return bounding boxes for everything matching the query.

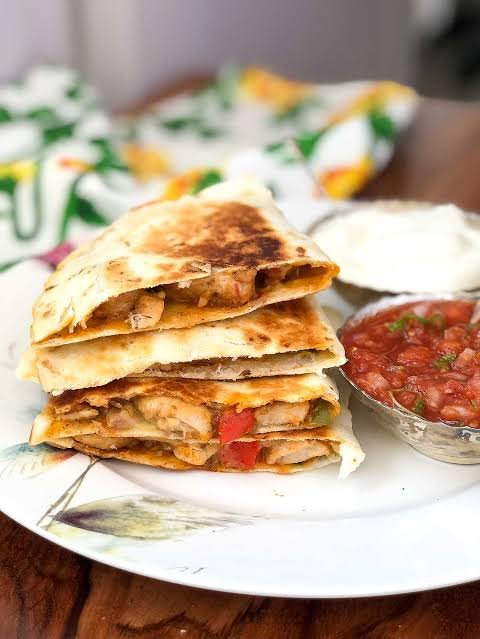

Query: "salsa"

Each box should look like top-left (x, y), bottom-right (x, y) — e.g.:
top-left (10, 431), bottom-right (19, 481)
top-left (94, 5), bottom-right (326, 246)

top-left (341, 300), bottom-right (480, 428)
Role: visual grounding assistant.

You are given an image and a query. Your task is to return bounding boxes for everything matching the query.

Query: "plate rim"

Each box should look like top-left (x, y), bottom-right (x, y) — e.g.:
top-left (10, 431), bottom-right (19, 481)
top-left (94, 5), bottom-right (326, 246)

top-left (3, 478), bottom-right (480, 599)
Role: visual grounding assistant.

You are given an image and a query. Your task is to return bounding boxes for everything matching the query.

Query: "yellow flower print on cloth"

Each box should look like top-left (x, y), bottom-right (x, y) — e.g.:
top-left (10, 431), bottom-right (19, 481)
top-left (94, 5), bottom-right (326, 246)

top-left (329, 81), bottom-right (417, 125)
top-left (162, 168), bottom-right (223, 201)
top-left (0, 65), bottom-right (419, 268)
top-left (0, 160), bottom-right (36, 182)
top-left (240, 67), bottom-right (313, 113)
top-left (318, 156), bottom-right (374, 199)
top-left (122, 144), bottom-right (171, 182)
top-left (57, 157), bottom-right (92, 173)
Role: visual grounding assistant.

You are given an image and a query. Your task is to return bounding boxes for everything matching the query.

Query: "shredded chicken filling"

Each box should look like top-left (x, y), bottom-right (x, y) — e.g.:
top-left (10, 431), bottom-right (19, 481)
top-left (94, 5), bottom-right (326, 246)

top-left (87, 264), bottom-right (319, 330)
top-left (138, 351), bottom-right (318, 378)
top-left (58, 396), bottom-right (333, 442)
top-left (71, 435), bottom-right (333, 467)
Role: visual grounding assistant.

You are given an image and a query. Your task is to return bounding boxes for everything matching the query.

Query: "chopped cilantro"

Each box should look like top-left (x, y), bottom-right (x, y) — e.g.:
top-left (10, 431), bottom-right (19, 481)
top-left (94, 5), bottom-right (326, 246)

top-left (412, 398), bottom-right (425, 416)
top-left (434, 353), bottom-right (457, 370)
top-left (387, 318), bottom-right (406, 332)
top-left (406, 312), bottom-right (444, 328)
top-left (387, 312), bottom-right (445, 333)
top-left (424, 313), bottom-right (445, 330)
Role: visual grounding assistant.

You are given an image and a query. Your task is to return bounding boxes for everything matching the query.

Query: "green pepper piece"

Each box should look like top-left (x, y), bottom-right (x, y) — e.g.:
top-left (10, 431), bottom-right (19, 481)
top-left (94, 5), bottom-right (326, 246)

top-left (310, 399), bottom-right (334, 426)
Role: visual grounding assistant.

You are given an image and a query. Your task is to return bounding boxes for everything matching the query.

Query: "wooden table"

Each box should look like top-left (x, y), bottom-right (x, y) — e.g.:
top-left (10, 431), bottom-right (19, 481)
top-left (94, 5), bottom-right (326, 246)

top-left (2, 97), bottom-right (480, 639)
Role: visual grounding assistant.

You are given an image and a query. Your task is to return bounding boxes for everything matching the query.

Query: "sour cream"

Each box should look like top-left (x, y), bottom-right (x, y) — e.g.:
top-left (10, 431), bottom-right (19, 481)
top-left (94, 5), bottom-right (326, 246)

top-left (313, 202), bottom-right (480, 293)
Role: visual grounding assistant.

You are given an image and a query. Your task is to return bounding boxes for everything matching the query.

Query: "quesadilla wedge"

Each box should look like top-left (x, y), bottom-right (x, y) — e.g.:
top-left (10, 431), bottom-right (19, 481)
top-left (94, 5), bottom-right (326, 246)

top-left (31, 178), bottom-right (338, 347)
top-left (29, 375), bottom-right (364, 476)
top-left (43, 427), bottom-right (355, 475)
top-left (19, 298), bottom-right (345, 393)
top-left (30, 373), bottom-right (340, 444)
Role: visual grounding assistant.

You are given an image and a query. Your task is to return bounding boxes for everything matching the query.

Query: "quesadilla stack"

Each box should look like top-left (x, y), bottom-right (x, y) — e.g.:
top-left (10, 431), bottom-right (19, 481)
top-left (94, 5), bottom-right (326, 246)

top-left (19, 178), bottom-right (364, 475)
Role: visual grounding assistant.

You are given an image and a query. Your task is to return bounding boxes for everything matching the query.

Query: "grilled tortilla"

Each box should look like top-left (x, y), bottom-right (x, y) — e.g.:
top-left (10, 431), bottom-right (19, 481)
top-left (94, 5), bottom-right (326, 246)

top-left (31, 178), bottom-right (338, 347)
top-left (30, 375), bottom-right (364, 476)
top-left (19, 298), bottom-right (345, 393)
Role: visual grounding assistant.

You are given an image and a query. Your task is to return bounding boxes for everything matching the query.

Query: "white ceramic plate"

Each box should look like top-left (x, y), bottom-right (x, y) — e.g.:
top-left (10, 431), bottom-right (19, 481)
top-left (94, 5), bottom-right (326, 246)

top-left (2, 253), bottom-right (480, 598)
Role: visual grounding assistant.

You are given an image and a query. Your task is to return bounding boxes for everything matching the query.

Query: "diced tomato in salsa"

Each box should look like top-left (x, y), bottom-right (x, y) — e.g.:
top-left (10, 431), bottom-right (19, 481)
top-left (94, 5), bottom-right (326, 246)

top-left (220, 441), bottom-right (260, 469)
top-left (341, 300), bottom-right (480, 428)
top-left (218, 408), bottom-right (255, 444)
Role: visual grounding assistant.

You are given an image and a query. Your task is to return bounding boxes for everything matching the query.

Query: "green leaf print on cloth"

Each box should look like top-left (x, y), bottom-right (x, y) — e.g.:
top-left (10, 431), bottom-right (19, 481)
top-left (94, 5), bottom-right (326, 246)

top-left (273, 95), bottom-right (324, 124)
top-left (191, 169), bottom-right (223, 193)
top-left (368, 107), bottom-right (397, 141)
top-left (59, 178), bottom-right (109, 243)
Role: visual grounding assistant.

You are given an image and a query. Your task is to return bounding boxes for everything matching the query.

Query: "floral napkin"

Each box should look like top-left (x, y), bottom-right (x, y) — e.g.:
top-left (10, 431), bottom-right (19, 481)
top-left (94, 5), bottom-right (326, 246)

top-left (125, 67), bottom-right (417, 200)
top-left (0, 65), bottom-right (417, 270)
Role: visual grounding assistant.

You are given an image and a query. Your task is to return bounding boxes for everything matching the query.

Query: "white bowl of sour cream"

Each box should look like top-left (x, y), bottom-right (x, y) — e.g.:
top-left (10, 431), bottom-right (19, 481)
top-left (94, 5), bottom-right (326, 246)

top-left (312, 201), bottom-right (480, 296)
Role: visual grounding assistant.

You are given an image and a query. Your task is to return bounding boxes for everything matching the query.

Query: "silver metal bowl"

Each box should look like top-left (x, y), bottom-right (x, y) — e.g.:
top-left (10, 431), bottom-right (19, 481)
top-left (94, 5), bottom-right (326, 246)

top-left (311, 201), bottom-right (480, 309)
top-left (338, 293), bottom-right (480, 464)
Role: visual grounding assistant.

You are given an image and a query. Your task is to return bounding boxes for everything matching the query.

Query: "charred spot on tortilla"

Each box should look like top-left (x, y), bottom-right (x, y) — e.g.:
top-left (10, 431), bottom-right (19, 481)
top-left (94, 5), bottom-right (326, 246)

top-left (142, 203), bottom-right (284, 266)
top-left (103, 259), bottom-right (130, 280)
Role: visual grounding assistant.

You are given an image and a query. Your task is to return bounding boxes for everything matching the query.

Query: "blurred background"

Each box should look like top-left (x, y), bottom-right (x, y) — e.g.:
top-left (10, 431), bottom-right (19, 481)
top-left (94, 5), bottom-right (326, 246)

top-left (1, 0), bottom-right (479, 110)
